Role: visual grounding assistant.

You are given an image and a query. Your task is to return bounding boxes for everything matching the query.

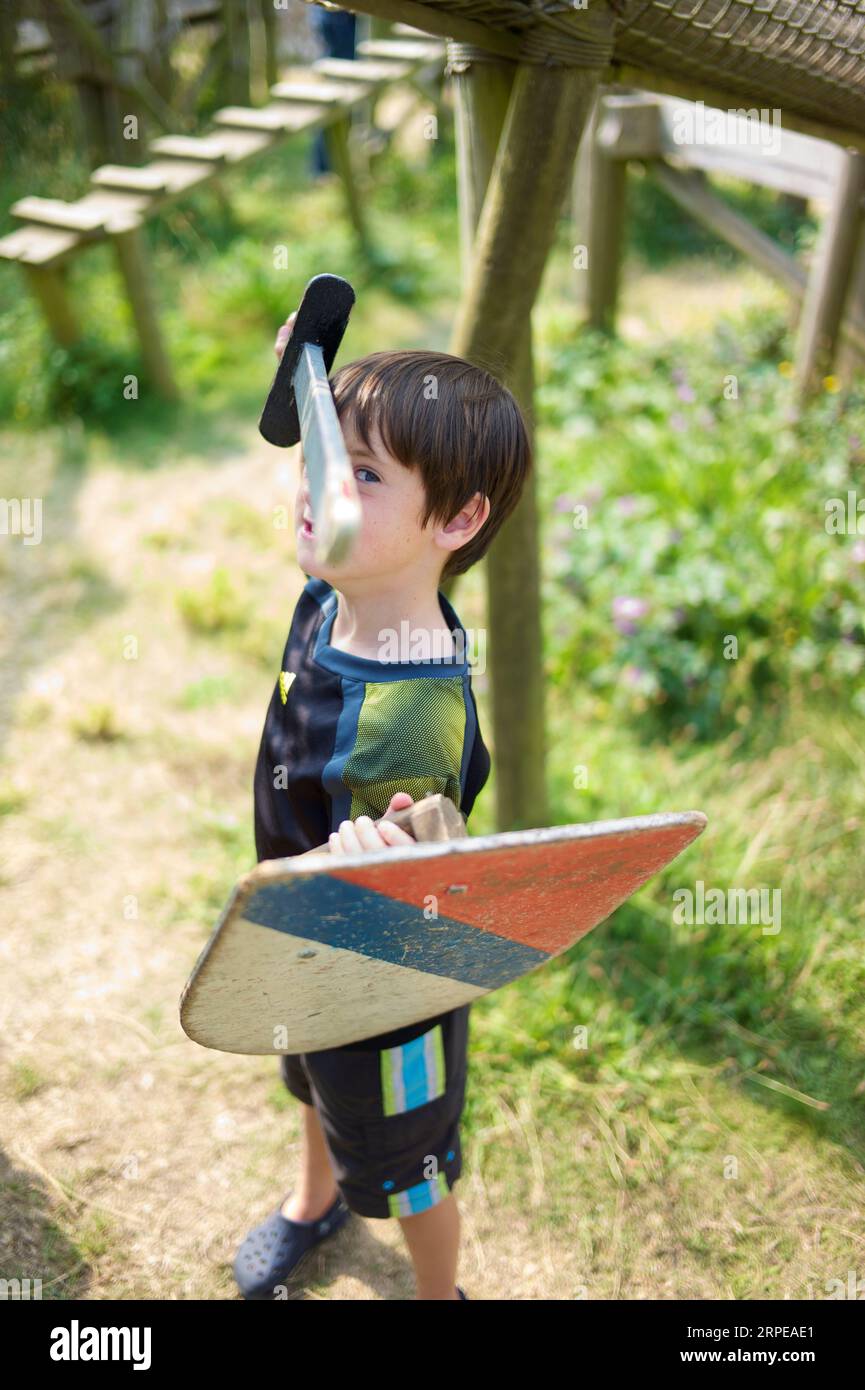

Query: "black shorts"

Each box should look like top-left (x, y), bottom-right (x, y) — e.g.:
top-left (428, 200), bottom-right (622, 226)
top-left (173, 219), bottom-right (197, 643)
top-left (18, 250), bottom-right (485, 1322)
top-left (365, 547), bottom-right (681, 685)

top-left (279, 1005), bottom-right (470, 1219)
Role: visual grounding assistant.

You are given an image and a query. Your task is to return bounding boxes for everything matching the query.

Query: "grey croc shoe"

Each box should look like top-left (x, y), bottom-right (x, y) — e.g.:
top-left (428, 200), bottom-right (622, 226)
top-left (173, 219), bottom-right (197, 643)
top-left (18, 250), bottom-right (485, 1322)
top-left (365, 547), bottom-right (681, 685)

top-left (233, 1192), bottom-right (350, 1300)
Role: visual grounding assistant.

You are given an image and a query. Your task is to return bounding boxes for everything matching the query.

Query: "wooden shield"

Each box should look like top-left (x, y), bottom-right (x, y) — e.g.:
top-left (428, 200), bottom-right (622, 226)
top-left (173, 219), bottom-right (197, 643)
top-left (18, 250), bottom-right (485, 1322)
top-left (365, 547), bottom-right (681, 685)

top-left (180, 810), bottom-right (707, 1054)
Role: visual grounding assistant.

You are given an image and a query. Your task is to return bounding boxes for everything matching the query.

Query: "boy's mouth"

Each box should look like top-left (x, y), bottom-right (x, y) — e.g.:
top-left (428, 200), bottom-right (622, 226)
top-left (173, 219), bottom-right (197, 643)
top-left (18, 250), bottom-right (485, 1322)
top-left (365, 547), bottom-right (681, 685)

top-left (300, 510), bottom-right (314, 538)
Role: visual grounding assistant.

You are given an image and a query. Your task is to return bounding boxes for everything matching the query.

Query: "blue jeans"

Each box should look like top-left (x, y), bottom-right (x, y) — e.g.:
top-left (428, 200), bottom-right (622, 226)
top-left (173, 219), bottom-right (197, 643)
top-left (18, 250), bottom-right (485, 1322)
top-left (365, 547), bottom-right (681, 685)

top-left (310, 8), bottom-right (357, 175)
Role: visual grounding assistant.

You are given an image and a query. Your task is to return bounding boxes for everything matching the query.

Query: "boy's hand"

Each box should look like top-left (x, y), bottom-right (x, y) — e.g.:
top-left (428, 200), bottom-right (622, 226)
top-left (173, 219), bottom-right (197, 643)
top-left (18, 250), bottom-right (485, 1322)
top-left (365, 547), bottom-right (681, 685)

top-left (328, 792), bottom-right (416, 857)
top-left (275, 310), bottom-right (298, 361)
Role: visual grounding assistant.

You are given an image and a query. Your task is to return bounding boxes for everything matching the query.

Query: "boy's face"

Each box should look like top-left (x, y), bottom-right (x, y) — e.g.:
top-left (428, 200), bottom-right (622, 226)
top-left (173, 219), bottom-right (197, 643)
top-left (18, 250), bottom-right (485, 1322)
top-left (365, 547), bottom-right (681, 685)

top-left (295, 413), bottom-right (450, 588)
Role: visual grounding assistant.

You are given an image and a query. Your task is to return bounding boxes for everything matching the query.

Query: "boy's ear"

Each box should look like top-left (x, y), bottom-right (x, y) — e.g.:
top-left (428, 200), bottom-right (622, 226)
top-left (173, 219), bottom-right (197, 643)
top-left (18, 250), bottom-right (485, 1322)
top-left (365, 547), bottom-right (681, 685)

top-left (438, 492), bottom-right (491, 552)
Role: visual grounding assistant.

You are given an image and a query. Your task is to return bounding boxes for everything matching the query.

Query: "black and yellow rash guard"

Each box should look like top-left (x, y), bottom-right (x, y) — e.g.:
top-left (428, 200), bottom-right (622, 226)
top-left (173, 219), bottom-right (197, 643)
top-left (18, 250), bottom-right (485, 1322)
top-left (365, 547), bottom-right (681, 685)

top-left (252, 575), bottom-right (491, 1050)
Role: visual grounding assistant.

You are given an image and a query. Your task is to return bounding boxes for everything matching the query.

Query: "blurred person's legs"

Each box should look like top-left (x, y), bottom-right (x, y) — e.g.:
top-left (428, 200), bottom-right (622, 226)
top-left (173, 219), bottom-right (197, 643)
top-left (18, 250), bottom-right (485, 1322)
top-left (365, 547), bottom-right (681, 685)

top-left (310, 8), bottom-right (357, 177)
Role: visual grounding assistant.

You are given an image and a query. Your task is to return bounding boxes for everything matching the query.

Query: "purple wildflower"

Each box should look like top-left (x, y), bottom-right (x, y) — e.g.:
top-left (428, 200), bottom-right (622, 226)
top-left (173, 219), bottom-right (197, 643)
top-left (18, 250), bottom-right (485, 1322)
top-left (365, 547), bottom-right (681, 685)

top-left (613, 596), bottom-right (649, 635)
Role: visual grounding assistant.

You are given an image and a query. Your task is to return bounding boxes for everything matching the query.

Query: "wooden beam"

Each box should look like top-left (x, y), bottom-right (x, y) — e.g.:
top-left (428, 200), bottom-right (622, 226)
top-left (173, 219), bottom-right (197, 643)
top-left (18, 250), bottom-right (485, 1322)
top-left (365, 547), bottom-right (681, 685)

top-left (607, 62), bottom-right (865, 159)
top-left (595, 93), bottom-right (662, 159)
top-left (647, 159), bottom-right (865, 360)
top-left (648, 161), bottom-right (805, 294)
top-left (649, 94), bottom-right (845, 201)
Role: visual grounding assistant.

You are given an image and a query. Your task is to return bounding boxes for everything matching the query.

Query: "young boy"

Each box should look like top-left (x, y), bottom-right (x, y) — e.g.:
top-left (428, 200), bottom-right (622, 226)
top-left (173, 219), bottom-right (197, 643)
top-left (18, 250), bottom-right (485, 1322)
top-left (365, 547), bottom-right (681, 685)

top-left (233, 311), bottom-right (532, 1301)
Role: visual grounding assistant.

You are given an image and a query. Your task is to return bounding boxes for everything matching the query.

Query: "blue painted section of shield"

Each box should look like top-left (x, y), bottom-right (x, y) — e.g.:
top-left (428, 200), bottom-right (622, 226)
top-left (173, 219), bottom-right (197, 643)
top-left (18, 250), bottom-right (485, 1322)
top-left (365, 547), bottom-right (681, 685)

top-left (242, 874), bottom-right (547, 990)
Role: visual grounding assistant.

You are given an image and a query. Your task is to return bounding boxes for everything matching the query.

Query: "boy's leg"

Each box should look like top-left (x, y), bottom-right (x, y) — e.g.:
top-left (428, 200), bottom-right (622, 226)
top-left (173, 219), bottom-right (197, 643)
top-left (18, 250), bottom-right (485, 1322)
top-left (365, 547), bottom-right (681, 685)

top-left (398, 1192), bottom-right (461, 1300)
top-left (281, 1101), bottom-right (340, 1222)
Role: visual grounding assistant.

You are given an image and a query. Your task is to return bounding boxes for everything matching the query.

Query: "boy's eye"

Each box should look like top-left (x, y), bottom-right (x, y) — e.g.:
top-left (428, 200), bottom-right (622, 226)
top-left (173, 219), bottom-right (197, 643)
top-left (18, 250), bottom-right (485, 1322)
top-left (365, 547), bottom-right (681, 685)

top-left (355, 466), bottom-right (380, 484)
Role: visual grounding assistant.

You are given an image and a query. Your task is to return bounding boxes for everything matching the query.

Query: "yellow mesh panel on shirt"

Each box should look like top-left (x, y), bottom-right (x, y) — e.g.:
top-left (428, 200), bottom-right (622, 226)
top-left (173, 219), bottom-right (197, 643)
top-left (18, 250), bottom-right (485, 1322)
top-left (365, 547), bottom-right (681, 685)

top-left (342, 678), bottom-right (466, 820)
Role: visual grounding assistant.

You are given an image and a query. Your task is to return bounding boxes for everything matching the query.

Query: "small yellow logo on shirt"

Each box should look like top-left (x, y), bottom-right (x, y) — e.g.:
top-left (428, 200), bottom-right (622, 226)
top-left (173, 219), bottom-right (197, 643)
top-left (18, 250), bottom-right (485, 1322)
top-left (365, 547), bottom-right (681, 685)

top-left (279, 670), bottom-right (296, 705)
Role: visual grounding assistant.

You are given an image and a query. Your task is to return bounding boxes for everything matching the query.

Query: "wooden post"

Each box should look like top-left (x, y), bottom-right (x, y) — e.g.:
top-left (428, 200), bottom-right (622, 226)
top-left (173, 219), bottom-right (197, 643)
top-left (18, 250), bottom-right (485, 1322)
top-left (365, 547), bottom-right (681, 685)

top-left (447, 45), bottom-right (545, 833)
top-left (0, 0), bottom-right (17, 87)
top-left (221, 0), bottom-right (252, 106)
top-left (794, 148), bottom-right (865, 400)
top-left (323, 117), bottom-right (374, 258)
top-left (112, 226), bottom-right (178, 400)
top-left (258, 0), bottom-right (279, 92)
top-left (21, 265), bottom-right (81, 349)
top-left (450, 47), bottom-right (515, 290)
top-left (448, 60), bottom-right (604, 831)
top-left (837, 227), bottom-right (865, 387)
top-left (586, 123), bottom-right (628, 333)
top-left (571, 89), bottom-right (601, 317)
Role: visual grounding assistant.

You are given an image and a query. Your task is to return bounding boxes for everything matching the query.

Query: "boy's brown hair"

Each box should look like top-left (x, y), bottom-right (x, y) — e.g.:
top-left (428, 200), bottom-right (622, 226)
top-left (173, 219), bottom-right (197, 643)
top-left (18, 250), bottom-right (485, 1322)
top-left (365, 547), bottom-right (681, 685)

top-left (329, 350), bottom-right (532, 582)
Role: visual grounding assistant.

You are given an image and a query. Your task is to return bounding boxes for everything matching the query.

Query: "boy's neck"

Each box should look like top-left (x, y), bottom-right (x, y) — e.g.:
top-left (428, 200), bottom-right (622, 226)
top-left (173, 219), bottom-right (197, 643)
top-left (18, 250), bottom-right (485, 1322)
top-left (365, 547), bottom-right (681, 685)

top-left (328, 579), bottom-right (456, 662)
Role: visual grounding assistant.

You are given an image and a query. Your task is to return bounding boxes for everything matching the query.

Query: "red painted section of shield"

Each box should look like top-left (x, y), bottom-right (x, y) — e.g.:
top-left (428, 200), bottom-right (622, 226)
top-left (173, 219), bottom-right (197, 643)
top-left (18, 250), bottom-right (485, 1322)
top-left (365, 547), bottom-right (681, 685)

top-left (330, 822), bottom-right (704, 957)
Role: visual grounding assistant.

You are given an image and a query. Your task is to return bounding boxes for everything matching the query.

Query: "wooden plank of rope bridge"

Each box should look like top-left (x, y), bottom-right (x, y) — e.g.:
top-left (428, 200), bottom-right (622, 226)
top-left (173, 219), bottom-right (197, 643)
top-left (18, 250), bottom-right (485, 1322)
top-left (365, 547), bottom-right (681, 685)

top-left (214, 103), bottom-right (331, 133)
top-left (0, 225), bottom-right (80, 266)
top-left (166, 129), bottom-right (275, 163)
top-left (391, 23), bottom-right (440, 37)
top-left (180, 0), bottom-right (223, 20)
top-left (11, 192), bottom-right (145, 235)
top-left (313, 57), bottom-right (413, 84)
top-left (14, 19), bottom-right (51, 57)
top-left (147, 134), bottom-right (231, 164)
top-left (268, 79), bottom-right (371, 105)
top-left (356, 39), bottom-right (446, 62)
top-left (0, 224), bottom-right (82, 348)
top-left (91, 159), bottom-right (213, 194)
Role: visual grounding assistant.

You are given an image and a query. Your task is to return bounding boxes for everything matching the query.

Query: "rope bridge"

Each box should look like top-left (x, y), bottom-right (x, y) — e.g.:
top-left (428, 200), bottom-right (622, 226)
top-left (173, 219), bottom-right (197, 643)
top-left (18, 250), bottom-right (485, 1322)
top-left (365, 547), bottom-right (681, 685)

top-left (342, 0), bottom-right (865, 146)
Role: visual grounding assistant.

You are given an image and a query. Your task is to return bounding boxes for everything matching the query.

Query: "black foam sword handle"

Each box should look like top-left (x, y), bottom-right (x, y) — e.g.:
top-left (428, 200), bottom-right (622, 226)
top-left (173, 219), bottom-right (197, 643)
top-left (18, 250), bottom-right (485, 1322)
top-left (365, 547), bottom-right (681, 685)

top-left (258, 273), bottom-right (356, 447)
